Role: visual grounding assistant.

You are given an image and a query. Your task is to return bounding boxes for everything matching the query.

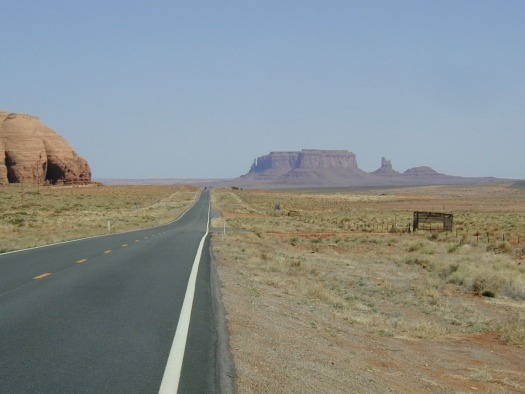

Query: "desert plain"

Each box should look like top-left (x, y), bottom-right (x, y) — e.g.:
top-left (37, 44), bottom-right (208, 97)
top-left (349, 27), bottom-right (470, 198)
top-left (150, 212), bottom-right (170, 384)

top-left (1, 182), bottom-right (524, 393)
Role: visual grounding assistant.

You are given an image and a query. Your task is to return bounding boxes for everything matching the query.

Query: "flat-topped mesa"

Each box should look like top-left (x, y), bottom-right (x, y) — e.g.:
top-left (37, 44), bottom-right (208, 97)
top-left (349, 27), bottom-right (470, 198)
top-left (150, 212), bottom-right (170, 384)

top-left (249, 149), bottom-right (359, 174)
top-left (250, 151), bottom-right (300, 174)
top-left (296, 149), bottom-right (359, 169)
top-left (233, 149), bottom-right (502, 188)
top-left (0, 111), bottom-right (91, 185)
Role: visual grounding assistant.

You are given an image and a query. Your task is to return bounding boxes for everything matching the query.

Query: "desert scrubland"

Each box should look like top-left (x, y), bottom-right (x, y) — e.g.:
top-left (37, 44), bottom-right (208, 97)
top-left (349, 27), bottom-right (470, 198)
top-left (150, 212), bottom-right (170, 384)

top-left (0, 184), bottom-right (199, 252)
top-left (2, 182), bottom-right (524, 392)
top-left (211, 183), bottom-right (525, 393)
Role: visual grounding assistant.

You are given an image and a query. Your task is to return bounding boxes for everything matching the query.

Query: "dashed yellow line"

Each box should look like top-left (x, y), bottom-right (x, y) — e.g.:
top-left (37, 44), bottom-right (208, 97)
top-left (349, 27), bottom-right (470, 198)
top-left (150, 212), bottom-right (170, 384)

top-left (76, 258), bottom-right (88, 264)
top-left (33, 273), bottom-right (52, 280)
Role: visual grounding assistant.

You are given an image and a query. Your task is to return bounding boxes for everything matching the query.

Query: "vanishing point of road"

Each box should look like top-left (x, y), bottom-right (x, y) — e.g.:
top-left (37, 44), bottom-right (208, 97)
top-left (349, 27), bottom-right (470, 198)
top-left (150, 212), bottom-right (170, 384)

top-left (0, 189), bottom-right (226, 393)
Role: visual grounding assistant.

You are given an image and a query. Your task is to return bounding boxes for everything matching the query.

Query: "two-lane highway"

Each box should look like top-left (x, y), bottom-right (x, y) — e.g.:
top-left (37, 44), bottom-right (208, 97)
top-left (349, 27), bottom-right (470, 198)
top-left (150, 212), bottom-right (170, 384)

top-left (0, 189), bottom-right (218, 393)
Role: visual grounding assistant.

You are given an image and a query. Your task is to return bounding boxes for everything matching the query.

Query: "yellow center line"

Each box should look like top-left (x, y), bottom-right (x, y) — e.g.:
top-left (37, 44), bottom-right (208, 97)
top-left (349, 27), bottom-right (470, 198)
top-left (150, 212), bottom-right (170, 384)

top-left (76, 258), bottom-right (88, 264)
top-left (104, 250), bottom-right (112, 254)
top-left (33, 273), bottom-right (52, 280)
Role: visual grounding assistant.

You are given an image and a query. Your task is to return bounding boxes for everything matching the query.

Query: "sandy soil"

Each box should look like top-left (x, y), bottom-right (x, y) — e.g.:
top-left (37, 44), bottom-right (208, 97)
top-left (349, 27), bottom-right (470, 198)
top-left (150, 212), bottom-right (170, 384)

top-left (213, 234), bottom-right (525, 393)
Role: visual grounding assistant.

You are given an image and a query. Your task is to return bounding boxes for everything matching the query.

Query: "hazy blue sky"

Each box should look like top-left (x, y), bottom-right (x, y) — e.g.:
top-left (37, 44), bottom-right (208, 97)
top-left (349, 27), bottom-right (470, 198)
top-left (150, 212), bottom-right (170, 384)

top-left (2, 1), bottom-right (524, 180)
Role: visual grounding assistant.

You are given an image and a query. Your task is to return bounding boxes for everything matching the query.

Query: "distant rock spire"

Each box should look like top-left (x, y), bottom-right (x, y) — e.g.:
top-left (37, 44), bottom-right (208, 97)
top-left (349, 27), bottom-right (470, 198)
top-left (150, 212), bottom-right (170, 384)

top-left (372, 157), bottom-right (400, 176)
top-left (381, 157), bottom-right (392, 170)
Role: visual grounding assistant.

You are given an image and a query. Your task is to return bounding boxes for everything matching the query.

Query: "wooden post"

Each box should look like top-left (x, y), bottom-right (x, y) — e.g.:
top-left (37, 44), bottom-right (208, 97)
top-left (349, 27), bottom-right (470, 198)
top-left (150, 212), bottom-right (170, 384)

top-left (20, 180), bottom-right (25, 205)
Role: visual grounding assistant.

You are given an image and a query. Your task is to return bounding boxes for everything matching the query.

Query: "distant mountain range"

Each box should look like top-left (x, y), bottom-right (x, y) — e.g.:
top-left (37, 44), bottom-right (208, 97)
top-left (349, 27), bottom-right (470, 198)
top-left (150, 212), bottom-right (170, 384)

top-left (98, 149), bottom-right (514, 188)
top-left (227, 149), bottom-right (506, 188)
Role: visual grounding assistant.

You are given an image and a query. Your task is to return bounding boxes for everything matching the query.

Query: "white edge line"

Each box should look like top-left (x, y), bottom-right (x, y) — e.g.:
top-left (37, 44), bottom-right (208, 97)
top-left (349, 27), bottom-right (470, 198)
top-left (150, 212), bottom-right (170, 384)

top-left (159, 198), bottom-right (211, 394)
top-left (0, 191), bottom-right (202, 256)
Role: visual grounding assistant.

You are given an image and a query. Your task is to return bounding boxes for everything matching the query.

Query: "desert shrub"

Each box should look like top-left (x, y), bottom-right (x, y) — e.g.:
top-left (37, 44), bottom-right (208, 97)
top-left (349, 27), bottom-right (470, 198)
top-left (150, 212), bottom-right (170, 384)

top-left (471, 277), bottom-right (488, 293)
top-left (447, 262), bottom-right (525, 300)
top-left (405, 257), bottom-right (433, 270)
top-left (407, 242), bottom-right (424, 252)
top-left (447, 242), bottom-right (460, 253)
top-left (8, 217), bottom-right (25, 226)
top-left (386, 238), bottom-right (398, 246)
top-left (428, 233), bottom-right (439, 241)
top-left (487, 241), bottom-right (512, 253)
top-left (388, 225), bottom-right (400, 233)
top-left (514, 246), bottom-right (525, 257)
top-left (481, 290), bottom-right (496, 298)
top-left (500, 314), bottom-right (525, 346)
top-left (290, 259), bottom-right (301, 267)
top-left (439, 263), bottom-right (459, 279)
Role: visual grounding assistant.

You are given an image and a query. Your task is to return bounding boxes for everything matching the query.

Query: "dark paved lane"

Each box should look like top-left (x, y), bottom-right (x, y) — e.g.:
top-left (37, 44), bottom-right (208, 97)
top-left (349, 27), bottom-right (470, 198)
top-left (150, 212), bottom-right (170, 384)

top-left (0, 189), bottom-right (216, 393)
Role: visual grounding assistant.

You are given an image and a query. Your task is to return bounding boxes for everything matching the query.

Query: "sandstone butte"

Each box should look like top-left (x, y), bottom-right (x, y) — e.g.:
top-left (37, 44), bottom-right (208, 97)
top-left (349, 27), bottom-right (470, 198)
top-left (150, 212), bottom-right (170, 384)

top-left (0, 111), bottom-right (91, 185)
top-left (234, 149), bottom-right (503, 188)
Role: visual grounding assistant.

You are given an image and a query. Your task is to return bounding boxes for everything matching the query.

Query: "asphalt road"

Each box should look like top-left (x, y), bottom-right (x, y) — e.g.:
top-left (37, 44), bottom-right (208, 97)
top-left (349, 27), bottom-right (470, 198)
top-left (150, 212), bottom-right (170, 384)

top-left (0, 189), bottom-right (218, 393)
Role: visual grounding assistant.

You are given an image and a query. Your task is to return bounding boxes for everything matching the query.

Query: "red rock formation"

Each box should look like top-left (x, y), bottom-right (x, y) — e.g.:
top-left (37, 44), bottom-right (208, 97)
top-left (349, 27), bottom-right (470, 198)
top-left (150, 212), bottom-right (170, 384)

top-left (296, 150), bottom-right (359, 169)
top-left (0, 111), bottom-right (91, 185)
top-left (249, 149), bottom-right (360, 173)
top-left (243, 149), bottom-right (368, 186)
top-left (249, 151), bottom-right (300, 176)
top-left (233, 150), bottom-right (502, 188)
top-left (372, 157), bottom-right (401, 176)
top-left (403, 166), bottom-right (443, 177)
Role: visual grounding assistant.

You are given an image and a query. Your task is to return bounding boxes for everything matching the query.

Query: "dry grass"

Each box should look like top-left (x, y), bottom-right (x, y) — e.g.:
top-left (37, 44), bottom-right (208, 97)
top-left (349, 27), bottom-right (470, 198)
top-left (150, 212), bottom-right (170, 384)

top-left (0, 183), bottom-right (199, 252)
top-left (212, 183), bottom-right (525, 392)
